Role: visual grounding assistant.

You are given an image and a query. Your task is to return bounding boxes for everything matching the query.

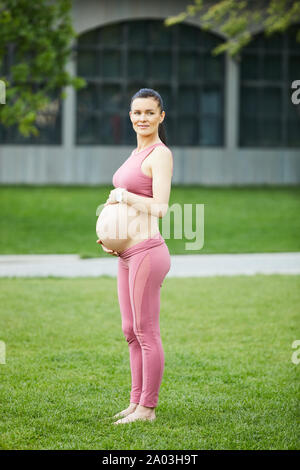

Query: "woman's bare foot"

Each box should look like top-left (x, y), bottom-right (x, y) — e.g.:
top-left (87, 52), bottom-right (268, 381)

top-left (113, 402), bottom-right (138, 419)
top-left (113, 405), bottom-right (156, 424)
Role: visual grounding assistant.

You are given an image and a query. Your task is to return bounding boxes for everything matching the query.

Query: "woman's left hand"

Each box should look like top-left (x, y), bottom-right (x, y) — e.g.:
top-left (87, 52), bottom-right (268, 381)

top-left (104, 189), bottom-right (119, 206)
top-left (104, 188), bottom-right (126, 206)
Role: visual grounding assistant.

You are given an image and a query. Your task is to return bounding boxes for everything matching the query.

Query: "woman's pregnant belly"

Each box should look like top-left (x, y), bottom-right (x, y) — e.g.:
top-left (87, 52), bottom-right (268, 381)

top-left (96, 202), bottom-right (159, 252)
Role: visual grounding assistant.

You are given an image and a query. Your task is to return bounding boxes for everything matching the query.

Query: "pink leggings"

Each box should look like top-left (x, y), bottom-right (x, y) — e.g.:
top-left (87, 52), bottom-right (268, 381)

top-left (117, 231), bottom-right (171, 408)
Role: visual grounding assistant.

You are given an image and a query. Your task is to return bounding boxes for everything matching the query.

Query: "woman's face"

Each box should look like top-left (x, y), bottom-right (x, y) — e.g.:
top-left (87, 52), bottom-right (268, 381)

top-left (129, 97), bottom-right (165, 137)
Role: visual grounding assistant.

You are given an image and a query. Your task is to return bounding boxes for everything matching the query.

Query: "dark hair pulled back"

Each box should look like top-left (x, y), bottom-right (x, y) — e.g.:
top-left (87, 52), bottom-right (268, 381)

top-left (130, 88), bottom-right (167, 145)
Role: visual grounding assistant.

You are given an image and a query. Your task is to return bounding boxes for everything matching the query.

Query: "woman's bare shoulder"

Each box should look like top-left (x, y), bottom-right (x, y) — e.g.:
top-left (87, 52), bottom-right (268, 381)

top-left (149, 145), bottom-right (173, 173)
top-left (151, 145), bottom-right (173, 160)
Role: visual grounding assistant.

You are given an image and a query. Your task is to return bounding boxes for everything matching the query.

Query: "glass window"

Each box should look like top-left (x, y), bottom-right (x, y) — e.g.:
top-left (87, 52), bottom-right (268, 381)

top-left (102, 50), bottom-right (121, 78)
top-left (178, 52), bottom-right (200, 80)
top-left (239, 24), bottom-right (300, 147)
top-left (287, 120), bottom-right (300, 146)
top-left (200, 88), bottom-right (222, 115)
top-left (124, 115), bottom-right (136, 145)
top-left (178, 116), bottom-right (199, 145)
top-left (149, 22), bottom-right (172, 47)
top-left (152, 52), bottom-right (172, 80)
top-left (128, 20), bottom-right (148, 47)
top-left (259, 118), bottom-right (282, 146)
top-left (99, 113), bottom-right (123, 144)
top-left (240, 117), bottom-right (259, 146)
top-left (76, 19), bottom-right (225, 146)
top-left (0, 109), bottom-right (62, 145)
top-left (203, 53), bottom-right (224, 80)
top-left (240, 54), bottom-right (261, 80)
top-left (178, 23), bottom-right (201, 48)
top-left (126, 80), bottom-right (145, 106)
top-left (100, 23), bottom-right (122, 46)
top-left (79, 28), bottom-right (99, 46)
top-left (262, 54), bottom-right (282, 80)
top-left (155, 85), bottom-right (173, 112)
top-left (128, 51), bottom-right (148, 79)
top-left (262, 88), bottom-right (282, 115)
top-left (101, 85), bottom-right (122, 112)
top-left (288, 54), bottom-right (300, 80)
top-left (200, 116), bottom-right (223, 146)
top-left (77, 84), bottom-right (100, 112)
top-left (77, 50), bottom-right (99, 78)
top-left (201, 30), bottom-right (221, 50)
top-left (164, 117), bottom-right (176, 144)
top-left (178, 87), bottom-right (198, 114)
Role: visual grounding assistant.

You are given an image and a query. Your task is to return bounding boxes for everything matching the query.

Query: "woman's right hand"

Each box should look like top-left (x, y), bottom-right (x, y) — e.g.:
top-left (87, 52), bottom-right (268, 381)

top-left (96, 239), bottom-right (119, 256)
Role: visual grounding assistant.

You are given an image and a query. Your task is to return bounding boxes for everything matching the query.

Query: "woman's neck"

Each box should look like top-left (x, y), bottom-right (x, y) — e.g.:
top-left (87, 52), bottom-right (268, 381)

top-left (136, 137), bottom-right (162, 152)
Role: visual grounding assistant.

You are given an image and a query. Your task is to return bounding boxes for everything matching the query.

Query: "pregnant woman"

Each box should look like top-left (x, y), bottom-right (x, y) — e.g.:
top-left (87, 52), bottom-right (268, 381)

top-left (96, 88), bottom-right (173, 424)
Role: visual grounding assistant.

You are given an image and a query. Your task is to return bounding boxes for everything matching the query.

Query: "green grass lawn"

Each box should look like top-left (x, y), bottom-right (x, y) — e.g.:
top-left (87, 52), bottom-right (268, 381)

top-left (0, 275), bottom-right (299, 450)
top-left (0, 185), bottom-right (299, 257)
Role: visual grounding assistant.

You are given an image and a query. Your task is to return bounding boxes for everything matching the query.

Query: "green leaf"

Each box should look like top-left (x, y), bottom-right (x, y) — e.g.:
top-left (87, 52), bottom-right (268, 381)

top-left (0, 0), bottom-right (83, 136)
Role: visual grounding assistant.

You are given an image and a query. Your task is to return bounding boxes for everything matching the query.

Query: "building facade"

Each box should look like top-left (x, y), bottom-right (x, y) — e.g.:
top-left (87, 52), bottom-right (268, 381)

top-left (0, 0), bottom-right (299, 185)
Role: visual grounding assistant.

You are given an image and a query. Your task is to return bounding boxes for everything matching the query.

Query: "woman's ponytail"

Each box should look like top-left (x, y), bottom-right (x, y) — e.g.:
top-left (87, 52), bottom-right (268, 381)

top-left (158, 121), bottom-right (167, 145)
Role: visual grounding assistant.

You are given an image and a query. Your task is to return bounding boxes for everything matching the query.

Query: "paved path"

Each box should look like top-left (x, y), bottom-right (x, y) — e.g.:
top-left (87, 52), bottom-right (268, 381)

top-left (0, 252), bottom-right (299, 278)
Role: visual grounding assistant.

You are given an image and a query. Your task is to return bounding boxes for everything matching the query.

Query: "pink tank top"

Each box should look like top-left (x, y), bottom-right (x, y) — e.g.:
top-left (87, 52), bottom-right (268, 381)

top-left (112, 142), bottom-right (173, 198)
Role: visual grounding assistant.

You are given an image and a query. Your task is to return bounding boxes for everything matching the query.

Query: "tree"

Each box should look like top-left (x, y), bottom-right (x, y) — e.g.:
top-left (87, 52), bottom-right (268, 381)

top-left (0, 0), bottom-right (85, 137)
top-left (164, 0), bottom-right (300, 59)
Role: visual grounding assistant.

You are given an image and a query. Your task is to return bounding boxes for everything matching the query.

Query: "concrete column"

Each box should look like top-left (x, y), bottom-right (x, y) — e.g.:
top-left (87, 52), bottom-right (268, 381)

top-left (225, 52), bottom-right (239, 149)
top-left (62, 57), bottom-right (76, 149)
top-left (61, 48), bottom-right (77, 183)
